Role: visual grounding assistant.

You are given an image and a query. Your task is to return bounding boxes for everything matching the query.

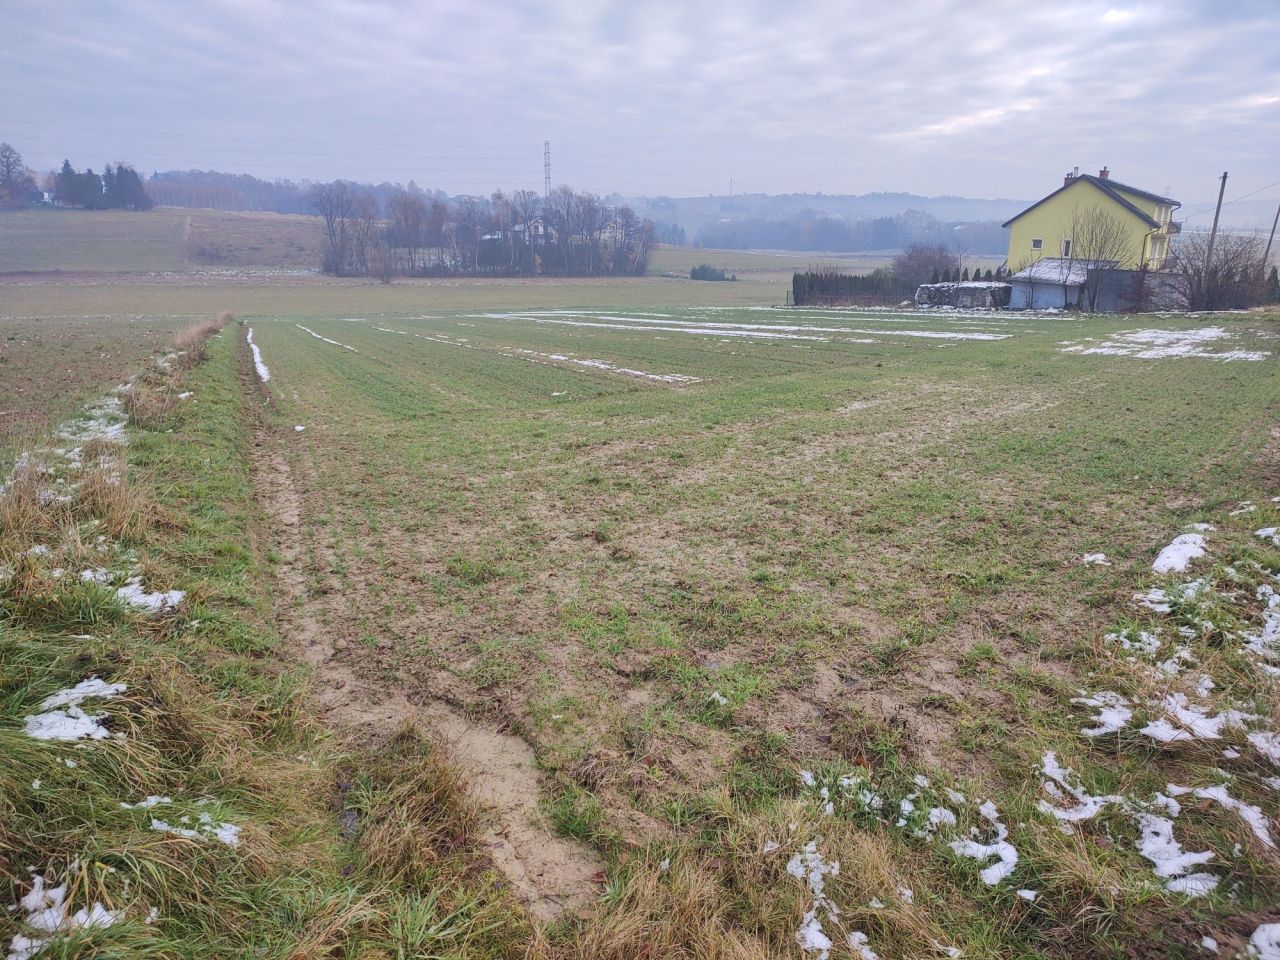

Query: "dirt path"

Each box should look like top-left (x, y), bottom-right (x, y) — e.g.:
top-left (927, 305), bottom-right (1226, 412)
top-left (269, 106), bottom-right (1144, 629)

top-left (243, 332), bottom-right (603, 921)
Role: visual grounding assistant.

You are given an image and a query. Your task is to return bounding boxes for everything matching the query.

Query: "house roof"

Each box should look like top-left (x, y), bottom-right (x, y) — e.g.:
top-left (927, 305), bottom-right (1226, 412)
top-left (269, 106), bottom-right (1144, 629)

top-left (1008, 257), bottom-right (1119, 285)
top-left (1002, 174), bottom-right (1180, 230)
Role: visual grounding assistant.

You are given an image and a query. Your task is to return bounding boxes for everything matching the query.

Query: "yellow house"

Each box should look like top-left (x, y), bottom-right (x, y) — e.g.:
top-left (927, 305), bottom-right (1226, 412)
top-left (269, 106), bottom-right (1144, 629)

top-left (1003, 167), bottom-right (1180, 272)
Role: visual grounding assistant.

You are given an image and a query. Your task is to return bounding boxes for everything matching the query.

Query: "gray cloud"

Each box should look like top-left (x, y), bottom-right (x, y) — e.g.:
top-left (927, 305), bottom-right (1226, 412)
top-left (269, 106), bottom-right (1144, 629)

top-left (3, 0), bottom-right (1277, 207)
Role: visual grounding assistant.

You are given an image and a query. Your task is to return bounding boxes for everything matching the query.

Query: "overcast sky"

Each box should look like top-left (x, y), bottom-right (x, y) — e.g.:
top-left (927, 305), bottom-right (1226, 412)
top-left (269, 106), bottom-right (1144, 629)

top-left (4, 0), bottom-right (1277, 210)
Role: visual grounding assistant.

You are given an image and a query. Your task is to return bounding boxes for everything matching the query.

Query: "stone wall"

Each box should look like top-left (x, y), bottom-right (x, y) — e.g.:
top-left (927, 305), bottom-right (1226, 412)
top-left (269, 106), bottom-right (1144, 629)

top-left (914, 281), bottom-right (1012, 309)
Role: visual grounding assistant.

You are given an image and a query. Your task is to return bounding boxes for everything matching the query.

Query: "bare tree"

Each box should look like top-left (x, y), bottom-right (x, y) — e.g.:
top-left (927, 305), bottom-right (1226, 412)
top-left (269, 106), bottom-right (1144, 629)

top-left (386, 188), bottom-right (427, 273)
top-left (1170, 230), bottom-right (1267, 310)
top-left (0, 142), bottom-right (39, 210)
top-left (348, 192), bottom-right (380, 276)
top-left (1063, 207), bottom-right (1135, 311)
top-left (892, 242), bottom-right (958, 290)
top-left (309, 181), bottom-right (355, 275)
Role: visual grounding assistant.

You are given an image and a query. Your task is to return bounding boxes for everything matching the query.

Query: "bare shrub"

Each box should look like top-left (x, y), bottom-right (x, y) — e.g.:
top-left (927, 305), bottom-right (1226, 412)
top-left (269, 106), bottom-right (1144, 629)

top-left (173, 312), bottom-right (232, 367)
top-left (77, 451), bottom-right (153, 540)
top-left (121, 385), bottom-right (176, 429)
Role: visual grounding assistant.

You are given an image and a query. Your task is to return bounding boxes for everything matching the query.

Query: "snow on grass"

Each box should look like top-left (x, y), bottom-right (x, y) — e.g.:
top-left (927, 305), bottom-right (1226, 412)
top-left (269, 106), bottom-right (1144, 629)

top-left (1241, 585), bottom-right (1280, 674)
top-left (1071, 692), bottom-right (1133, 737)
top-left (115, 577), bottom-right (184, 613)
top-left (1105, 628), bottom-right (1162, 655)
top-left (1166, 784), bottom-right (1274, 848)
top-left (1152, 533), bottom-right (1208, 574)
top-left (1139, 693), bottom-right (1254, 744)
top-left (949, 800), bottom-right (1018, 885)
top-left (6, 873), bottom-right (122, 960)
top-left (1080, 552), bottom-right (1112, 566)
top-left (1256, 527), bottom-right (1280, 547)
top-left (23, 677), bottom-right (126, 741)
top-left (1249, 923), bottom-right (1280, 959)
top-left (1248, 731), bottom-right (1280, 767)
top-left (1059, 327), bottom-right (1269, 362)
top-left (81, 568), bottom-right (184, 613)
top-left (515, 349), bottom-right (702, 384)
top-left (246, 327), bottom-right (270, 381)
top-left (1135, 813), bottom-right (1218, 896)
top-left (149, 810), bottom-right (242, 846)
top-left (296, 323), bottom-right (359, 352)
top-left (787, 841), bottom-right (841, 958)
top-left (1038, 753), bottom-right (1127, 822)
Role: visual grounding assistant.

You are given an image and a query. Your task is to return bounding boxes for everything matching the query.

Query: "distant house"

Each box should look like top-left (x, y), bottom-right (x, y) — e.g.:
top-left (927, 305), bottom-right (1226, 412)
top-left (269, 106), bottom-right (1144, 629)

top-left (1003, 168), bottom-right (1181, 310)
top-left (1003, 168), bottom-right (1181, 273)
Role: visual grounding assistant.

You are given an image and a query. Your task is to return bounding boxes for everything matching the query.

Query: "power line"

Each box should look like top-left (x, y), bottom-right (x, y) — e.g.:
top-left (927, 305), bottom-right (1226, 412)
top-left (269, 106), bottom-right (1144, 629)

top-left (1182, 177), bottom-right (1280, 220)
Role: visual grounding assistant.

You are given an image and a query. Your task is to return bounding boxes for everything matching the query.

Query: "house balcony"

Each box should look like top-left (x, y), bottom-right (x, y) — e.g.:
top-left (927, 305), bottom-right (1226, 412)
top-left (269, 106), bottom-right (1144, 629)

top-left (1157, 220), bottom-right (1182, 235)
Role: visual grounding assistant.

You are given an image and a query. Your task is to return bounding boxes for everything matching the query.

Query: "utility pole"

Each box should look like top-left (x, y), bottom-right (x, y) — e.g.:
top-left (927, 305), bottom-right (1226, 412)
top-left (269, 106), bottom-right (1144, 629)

top-left (543, 141), bottom-right (551, 200)
top-left (1263, 197), bottom-right (1280, 269)
top-left (1204, 171), bottom-right (1228, 274)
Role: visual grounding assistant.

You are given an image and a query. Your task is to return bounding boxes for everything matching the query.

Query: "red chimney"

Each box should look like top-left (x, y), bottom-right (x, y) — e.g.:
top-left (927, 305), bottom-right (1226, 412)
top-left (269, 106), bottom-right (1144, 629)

top-left (1099, 166), bottom-right (1110, 180)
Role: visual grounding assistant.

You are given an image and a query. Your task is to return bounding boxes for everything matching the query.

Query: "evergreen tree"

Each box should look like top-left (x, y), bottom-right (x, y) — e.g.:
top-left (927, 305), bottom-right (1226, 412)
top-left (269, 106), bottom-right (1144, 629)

top-left (985, 268), bottom-right (994, 280)
top-left (55, 159), bottom-right (76, 206)
top-left (961, 267), bottom-right (970, 281)
top-left (930, 267), bottom-right (939, 284)
top-left (79, 168), bottom-right (103, 208)
top-left (941, 268), bottom-right (951, 282)
top-left (1267, 266), bottom-right (1279, 304)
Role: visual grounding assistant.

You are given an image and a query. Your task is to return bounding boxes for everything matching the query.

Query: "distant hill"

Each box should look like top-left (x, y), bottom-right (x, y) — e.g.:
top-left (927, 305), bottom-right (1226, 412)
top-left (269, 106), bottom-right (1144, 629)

top-left (621, 192), bottom-right (1030, 238)
top-left (622, 190), bottom-right (1276, 236)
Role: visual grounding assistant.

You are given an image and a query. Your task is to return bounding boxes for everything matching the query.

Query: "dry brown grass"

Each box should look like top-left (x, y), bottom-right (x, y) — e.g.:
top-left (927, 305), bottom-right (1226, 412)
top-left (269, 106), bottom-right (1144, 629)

top-left (355, 726), bottom-right (482, 885)
top-left (0, 454), bottom-right (67, 545)
top-left (76, 451), bottom-right (155, 540)
top-left (121, 382), bottom-right (177, 429)
top-left (173, 312), bottom-right (232, 368)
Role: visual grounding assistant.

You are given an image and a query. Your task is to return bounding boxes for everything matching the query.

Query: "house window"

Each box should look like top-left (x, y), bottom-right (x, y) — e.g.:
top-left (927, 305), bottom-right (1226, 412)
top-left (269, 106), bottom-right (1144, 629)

top-left (1031, 238), bottom-right (1043, 250)
top-left (1061, 239), bottom-right (1072, 257)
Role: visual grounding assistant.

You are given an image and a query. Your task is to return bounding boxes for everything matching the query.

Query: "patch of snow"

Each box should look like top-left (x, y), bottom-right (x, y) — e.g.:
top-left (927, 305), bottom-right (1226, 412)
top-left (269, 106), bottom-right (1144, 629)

top-left (1139, 693), bottom-right (1254, 743)
top-left (246, 327), bottom-right (270, 382)
top-left (150, 810), bottom-right (242, 846)
top-left (1059, 327), bottom-right (1268, 362)
top-left (1072, 691), bottom-right (1133, 737)
top-left (1247, 731), bottom-right (1280, 767)
top-left (121, 795), bottom-right (172, 810)
top-left (6, 872), bottom-right (122, 960)
top-left (1038, 752), bottom-right (1127, 821)
top-left (294, 425), bottom-right (305, 432)
top-left (1105, 629), bottom-right (1161, 655)
top-left (949, 801), bottom-right (1018, 885)
top-left (1153, 533), bottom-right (1208, 574)
top-left (1255, 527), bottom-right (1280, 547)
top-left (1080, 552), bottom-right (1111, 566)
top-left (1135, 813), bottom-right (1217, 896)
top-left (1166, 784), bottom-right (1274, 848)
top-left (709, 690), bottom-right (728, 706)
top-left (848, 931), bottom-right (880, 960)
top-left (38, 677), bottom-right (126, 709)
top-left (115, 578), bottom-right (184, 613)
top-left (296, 323), bottom-right (359, 352)
top-left (1016, 888), bottom-right (1037, 901)
top-left (23, 677), bottom-right (126, 742)
top-left (1201, 935), bottom-right (1219, 953)
top-left (177, 391), bottom-right (192, 400)
top-left (787, 841), bottom-right (841, 959)
top-left (1248, 924), bottom-right (1280, 959)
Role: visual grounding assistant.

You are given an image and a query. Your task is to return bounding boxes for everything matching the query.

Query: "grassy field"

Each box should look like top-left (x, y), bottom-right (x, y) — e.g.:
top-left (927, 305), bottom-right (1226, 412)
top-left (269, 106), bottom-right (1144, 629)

top-left (648, 244), bottom-right (1004, 281)
top-left (4, 288), bottom-right (1280, 957)
top-left (0, 208), bottom-right (323, 274)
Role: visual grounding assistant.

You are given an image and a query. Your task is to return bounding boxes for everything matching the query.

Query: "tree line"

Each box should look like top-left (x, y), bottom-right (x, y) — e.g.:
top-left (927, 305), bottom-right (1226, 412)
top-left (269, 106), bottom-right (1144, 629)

top-left (0, 144), bottom-right (152, 210)
top-left (308, 181), bottom-right (656, 278)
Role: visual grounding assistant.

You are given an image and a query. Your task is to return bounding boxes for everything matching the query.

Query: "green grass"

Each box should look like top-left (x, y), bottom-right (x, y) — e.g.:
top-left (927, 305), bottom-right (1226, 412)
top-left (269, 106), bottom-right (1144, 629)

top-left (5, 287), bottom-right (1280, 957)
